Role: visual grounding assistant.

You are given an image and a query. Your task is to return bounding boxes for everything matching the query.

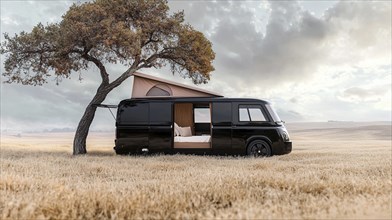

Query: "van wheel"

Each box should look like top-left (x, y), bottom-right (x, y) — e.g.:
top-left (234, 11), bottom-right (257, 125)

top-left (247, 140), bottom-right (271, 157)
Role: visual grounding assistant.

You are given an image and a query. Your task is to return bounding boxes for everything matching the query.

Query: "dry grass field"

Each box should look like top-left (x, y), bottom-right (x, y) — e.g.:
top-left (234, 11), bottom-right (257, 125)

top-left (0, 122), bottom-right (391, 219)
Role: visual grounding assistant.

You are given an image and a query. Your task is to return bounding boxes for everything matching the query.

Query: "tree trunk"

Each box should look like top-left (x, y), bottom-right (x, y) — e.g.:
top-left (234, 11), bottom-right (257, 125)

top-left (72, 65), bottom-right (136, 155)
top-left (73, 87), bottom-right (110, 155)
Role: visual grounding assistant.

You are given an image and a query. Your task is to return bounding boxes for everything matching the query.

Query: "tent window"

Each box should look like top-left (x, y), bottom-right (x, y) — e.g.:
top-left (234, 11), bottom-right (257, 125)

top-left (146, 84), bottom-right (172, 96)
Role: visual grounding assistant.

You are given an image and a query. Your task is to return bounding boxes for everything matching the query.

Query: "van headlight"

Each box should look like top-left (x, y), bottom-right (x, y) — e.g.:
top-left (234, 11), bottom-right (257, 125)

top-left (279, 129), bottom-right (290, 141)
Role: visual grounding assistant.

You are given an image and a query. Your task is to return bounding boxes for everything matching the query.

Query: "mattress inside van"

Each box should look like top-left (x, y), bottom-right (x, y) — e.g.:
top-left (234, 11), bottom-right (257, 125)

top-left (174, 135), bottom-right (211, 143)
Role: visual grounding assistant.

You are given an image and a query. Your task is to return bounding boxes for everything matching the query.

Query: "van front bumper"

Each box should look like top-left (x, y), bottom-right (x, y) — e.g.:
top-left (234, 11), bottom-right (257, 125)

top-left (284, 141), bottom-right (292, 154)
top-left (273, 141), bottom-right (292, 155)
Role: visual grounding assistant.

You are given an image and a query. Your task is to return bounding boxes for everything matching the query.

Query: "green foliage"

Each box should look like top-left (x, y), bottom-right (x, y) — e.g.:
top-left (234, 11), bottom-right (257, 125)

top-left (1, 0), bottom-right (215, 86)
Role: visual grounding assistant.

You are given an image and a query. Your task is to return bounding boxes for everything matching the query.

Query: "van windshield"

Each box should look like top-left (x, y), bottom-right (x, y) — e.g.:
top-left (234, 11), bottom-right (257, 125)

top-left (266, 105), bottom-right (282, 123)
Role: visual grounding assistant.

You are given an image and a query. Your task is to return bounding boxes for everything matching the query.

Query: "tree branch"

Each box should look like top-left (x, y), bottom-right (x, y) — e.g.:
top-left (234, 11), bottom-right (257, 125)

top-left (142, 32), bottom-right (159, 48)
top-left (138, 53), bottom-right (160, 68)
top-left (106, 56), bottom-right (140, 91)
top-left (81, 53), bottom-right (109, 85)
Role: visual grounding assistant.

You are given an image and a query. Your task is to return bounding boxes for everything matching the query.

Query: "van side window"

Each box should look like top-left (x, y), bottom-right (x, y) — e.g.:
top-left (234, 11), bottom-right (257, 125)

top-left (118, 103), bottom-right (149, 124)
top-left (194, 108), bottom-right (211, 123)
top-left (248, 108), bottom-right (266, 121)
top-left (212, 102), bottom-right (232, 126)
top-left (239, 105), bottom-right (267, 122)
top-left (150, 102), bottom-right (172, 124)
top-left (239, 108), bottom-right (250, 121)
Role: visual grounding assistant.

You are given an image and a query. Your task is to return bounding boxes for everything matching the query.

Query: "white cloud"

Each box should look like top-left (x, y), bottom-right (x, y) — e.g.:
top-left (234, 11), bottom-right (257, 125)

top-left (1, 16), bottom-right (19, 26)
top-left (337, 84), bottom-right (391, 113)
top-left (323, 1), bottom-right (391, 66)
top-left (338, 86), bottom-right (389, 102)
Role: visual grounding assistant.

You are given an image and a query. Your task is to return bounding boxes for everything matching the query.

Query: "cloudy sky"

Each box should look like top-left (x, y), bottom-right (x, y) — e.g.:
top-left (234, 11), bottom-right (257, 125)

top-left (1, 0), bottom-right (391, 132)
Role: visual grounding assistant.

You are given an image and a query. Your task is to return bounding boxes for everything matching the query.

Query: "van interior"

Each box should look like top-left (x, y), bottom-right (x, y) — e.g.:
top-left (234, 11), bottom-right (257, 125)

top-left (173, 103), bottom-right (211, 148)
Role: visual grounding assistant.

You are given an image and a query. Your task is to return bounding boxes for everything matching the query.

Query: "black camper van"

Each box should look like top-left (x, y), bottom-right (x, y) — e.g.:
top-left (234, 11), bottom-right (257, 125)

top-left (114, 97), bottom-right (292, 156)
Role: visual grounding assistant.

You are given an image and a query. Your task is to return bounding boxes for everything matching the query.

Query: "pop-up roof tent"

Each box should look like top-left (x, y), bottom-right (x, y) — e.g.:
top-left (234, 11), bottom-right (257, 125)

top-left (131, 72), bottom-right (222, 98)
top-left (95, 72), bottom-right (222, 119)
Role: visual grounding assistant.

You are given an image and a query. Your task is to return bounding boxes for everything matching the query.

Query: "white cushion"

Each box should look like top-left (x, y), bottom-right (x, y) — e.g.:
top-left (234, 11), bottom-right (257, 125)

top-left (174, 123), bottom-right (180, 136)
top-left (179, 126), bottom-right (192, 137)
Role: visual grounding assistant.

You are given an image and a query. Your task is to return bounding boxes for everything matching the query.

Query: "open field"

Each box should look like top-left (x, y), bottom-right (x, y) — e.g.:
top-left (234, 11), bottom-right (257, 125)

top-left (1, 122), bottom-right (391, 219)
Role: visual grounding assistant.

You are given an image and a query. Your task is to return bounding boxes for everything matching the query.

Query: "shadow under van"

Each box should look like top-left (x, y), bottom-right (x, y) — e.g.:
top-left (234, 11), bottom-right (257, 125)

top-left (114, 97), bottom-right (292, 156)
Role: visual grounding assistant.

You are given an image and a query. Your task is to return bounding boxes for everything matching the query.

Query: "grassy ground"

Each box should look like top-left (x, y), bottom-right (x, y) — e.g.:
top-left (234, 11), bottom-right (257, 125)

top-left (0, 122), bottom-right (391, 219)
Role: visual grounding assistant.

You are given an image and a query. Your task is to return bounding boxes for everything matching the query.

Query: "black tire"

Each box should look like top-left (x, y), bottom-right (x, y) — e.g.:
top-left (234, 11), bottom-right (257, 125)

top-left (247, 140), bottom-right (272, 157)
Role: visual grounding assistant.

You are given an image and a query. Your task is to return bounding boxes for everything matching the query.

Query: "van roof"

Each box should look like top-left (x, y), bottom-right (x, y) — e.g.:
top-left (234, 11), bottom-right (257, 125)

top-left (119, 97), bottom-right (270, 105)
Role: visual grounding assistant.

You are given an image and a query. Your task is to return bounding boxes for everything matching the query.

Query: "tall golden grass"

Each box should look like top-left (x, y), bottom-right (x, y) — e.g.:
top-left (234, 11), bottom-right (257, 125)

top-left (0, 123), bottom-right (391, 219)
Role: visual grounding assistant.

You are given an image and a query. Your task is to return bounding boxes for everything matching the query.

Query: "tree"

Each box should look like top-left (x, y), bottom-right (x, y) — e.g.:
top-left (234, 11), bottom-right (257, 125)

top-left (1, 0), bottom-right (215, 155)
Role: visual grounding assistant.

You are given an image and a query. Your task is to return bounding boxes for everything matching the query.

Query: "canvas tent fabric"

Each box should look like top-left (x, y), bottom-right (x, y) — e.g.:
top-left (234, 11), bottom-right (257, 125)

top-left (131, 72), bottom-right (222, 98)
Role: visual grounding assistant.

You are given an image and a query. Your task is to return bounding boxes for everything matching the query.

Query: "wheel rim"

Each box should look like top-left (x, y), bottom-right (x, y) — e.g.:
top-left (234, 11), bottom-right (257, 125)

top-left (250, 142), bottom-right (270, 157)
